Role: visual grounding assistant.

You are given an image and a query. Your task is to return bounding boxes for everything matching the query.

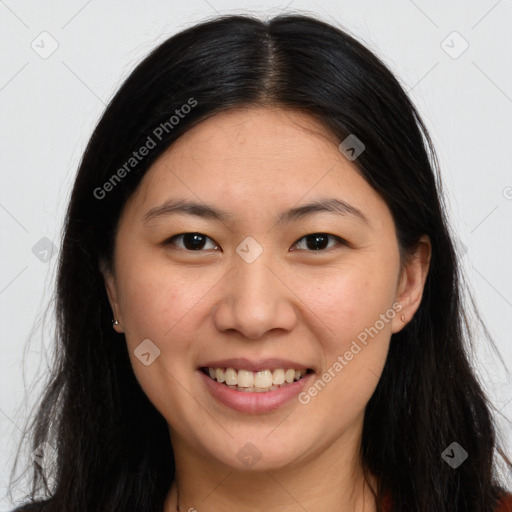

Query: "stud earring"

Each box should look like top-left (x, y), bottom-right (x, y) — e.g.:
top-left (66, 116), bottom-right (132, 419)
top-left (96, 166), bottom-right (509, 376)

top-left (112, 319), bottom-right (119, 327)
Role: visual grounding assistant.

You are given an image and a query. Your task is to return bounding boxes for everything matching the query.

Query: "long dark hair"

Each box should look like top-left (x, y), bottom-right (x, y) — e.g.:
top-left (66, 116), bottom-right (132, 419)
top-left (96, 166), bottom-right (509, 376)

top-left (8, 12), bottom-right (512, 512)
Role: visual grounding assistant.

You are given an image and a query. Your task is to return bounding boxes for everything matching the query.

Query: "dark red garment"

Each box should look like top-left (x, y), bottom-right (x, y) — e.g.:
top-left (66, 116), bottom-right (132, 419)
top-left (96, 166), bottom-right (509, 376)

top-left (381, 490), bottom-right (512, 511)
top-left (497, 493), bottom-right (512, 511)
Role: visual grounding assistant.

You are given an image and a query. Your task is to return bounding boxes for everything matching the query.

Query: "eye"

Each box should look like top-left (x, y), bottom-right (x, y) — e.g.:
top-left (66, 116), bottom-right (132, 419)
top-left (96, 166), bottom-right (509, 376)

top-left (291, 233), bottom-right (345, 251)
top-left (163, 232), bottom-right (346, 253)
top-left (164, 232), bottom-right (219, 251)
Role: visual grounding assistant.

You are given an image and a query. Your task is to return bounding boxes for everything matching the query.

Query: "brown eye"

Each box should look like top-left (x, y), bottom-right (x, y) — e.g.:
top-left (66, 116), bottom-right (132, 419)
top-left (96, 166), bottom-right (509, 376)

top-left (165, 232), bottom-right (219, 251)
top-left (292, 233), bottom-right (345, 251)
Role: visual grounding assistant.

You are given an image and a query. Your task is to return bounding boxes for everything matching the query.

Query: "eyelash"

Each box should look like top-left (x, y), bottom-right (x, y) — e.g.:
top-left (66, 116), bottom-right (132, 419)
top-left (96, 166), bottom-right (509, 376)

top-left (163, 232), bottom-right (347, 252)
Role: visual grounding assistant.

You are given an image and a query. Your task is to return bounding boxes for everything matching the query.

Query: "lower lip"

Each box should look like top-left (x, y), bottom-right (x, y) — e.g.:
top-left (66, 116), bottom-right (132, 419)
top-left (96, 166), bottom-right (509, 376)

top-left (198, 370), bottom-right (314, 414)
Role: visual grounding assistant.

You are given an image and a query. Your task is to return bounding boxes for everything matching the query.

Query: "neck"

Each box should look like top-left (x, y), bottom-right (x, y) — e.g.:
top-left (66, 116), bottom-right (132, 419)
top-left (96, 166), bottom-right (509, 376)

top-left (164, 416), bottom-right (378, 512)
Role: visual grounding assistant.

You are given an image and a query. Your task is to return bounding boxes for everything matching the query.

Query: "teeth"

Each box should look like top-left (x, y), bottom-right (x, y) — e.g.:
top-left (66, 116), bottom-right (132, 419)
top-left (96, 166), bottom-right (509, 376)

top-left (285, 369), bottom-right (295, 383)
top-left (215, 368), bottom-right (225, 383)
top-left (224, 368), bottom-right (237, 386)
top-left (237, 370), bottom-right (254, 388)
top-left (254, 370), bottom-right (273, 388)
top-left (205, 367), bottom-right (309, 391)
top-left (272, 369), bottom-right (285, 385)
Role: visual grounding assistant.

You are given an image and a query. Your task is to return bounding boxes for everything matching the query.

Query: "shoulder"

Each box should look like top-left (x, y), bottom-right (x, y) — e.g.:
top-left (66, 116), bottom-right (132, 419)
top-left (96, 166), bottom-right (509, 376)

top-left (498, 492), bottom-right (512, 511)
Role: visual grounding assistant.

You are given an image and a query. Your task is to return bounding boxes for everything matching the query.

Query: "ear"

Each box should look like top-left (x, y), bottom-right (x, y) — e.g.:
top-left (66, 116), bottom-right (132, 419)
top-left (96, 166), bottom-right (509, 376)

top-left (99, 259), bottom-right (124, 333)
top-left (391, 235), bottom-right (431, 333)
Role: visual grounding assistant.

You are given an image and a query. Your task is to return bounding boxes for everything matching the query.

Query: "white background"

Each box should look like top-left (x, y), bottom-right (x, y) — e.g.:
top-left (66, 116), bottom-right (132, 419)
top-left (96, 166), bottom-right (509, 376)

top-left (1, 0), bottom-right (511, 509)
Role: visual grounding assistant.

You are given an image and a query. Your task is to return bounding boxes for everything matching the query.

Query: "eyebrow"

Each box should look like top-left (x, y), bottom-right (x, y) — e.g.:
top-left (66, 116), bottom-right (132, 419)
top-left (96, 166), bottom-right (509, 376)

top-left (143, 197), bottom-right (369, 226)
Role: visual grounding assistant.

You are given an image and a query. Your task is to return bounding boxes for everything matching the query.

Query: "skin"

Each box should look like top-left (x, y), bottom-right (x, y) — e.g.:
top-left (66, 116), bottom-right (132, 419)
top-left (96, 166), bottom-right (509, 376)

top-left (103, 106), bottom-right (431, 512)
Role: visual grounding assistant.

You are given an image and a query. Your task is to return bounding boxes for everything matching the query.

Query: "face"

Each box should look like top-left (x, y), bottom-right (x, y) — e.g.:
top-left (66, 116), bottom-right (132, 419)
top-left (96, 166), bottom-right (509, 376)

top-left (104, 106), bottom-right (430, 473)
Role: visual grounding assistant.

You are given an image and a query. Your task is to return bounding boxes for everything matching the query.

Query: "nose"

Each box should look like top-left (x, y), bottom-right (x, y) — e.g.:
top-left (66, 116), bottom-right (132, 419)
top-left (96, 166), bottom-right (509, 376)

top-left (212, 249), bottom-right (298, 340)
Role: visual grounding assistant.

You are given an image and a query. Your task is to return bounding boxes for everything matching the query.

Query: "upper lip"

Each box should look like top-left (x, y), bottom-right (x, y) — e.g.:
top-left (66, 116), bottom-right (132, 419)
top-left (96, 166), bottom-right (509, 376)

top-left (199, 357), bottom-right (313, 372)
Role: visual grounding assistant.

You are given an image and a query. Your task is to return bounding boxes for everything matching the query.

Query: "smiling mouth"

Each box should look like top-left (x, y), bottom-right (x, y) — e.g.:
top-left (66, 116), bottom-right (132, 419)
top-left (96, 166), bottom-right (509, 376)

top-left (200, 367), bottom-right (314, 392)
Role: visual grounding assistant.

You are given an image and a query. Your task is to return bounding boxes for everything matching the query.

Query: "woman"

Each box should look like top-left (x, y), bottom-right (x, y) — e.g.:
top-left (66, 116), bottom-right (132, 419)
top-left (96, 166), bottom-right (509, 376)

top-left (8, 12), bottom-right (512, 512)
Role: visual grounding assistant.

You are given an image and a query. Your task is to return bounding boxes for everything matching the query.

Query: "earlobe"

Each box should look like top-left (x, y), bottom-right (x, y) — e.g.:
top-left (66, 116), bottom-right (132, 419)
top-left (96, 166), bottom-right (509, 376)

top-left (392, 235), bottom-right (431, 333)
top-left (100, 260), bottom-right (124, 333)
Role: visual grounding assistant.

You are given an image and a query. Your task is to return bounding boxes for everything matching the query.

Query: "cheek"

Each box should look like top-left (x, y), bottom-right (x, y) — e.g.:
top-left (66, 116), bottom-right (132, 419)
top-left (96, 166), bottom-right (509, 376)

top-left (114, 249), bottom-right (218, 351)
top-left (294, 257), bottom-right (398, 348)
top-left (113, 252), bottom-right (217, 417)
top-left (294, 264), bottom-right (396, 426)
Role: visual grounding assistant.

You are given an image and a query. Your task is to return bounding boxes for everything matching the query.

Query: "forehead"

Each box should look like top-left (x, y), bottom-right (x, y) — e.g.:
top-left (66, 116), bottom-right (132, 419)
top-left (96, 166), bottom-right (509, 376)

top-left (121, 106), bottom-right (391, 233)
top-left (138, 107), bottom-right (357, 193)
top-left (174, 106), bottom-right (340, 152)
